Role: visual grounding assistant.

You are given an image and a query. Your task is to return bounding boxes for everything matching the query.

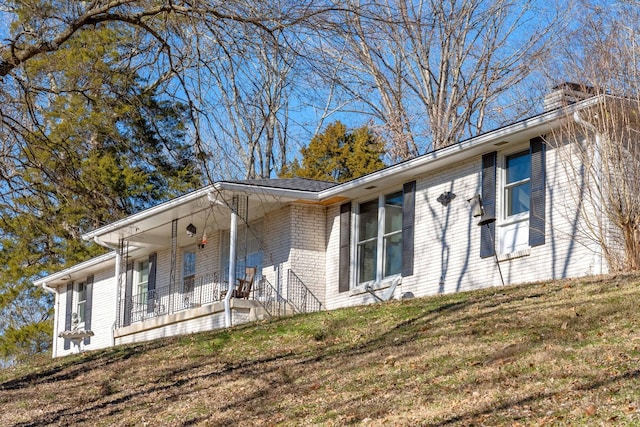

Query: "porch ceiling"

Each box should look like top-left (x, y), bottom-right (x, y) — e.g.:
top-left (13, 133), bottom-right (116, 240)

top-left (88, 187), bottom-right (297, 248)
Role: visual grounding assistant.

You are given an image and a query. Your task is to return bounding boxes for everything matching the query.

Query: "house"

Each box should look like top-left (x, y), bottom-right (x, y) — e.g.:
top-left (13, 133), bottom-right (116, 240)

top-left (35, 87), bottom-right (617, 358)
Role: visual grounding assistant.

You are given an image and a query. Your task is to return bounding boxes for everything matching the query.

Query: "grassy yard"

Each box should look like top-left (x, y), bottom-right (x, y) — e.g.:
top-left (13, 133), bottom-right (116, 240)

top-left (2, 273), bottom-right (640, 426)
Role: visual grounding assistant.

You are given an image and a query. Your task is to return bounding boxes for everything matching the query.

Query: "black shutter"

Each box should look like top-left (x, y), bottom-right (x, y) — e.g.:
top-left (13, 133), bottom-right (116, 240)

top-left (63, 283), bottom-right (73, 350)
top-left (83, 275), bottom-right (94, 345)
top-left (124, 261), bottom-right (134, 326)
top-left (147, 253), bottom-right (157, 313)
top-left (339, 202), bottom-right (351, 292)
top-left (529, 137), bottom-right (546, 247)
top-left (480, 152), bottom-right (497, 258)
top-left (402, 181), bottom-right (416, 277)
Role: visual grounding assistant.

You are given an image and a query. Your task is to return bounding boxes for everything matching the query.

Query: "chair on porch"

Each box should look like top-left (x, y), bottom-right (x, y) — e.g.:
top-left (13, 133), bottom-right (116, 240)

top-left (222, 267), bottom-right (256, 299)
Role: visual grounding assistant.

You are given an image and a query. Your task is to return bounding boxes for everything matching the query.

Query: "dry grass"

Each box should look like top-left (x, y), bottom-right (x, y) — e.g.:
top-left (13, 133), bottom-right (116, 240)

top-left (2, 273), bottom-right (640, 426)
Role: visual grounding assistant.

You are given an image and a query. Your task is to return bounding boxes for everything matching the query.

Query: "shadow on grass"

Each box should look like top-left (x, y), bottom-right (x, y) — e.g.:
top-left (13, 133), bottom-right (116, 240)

top-left (0, 338), bottom-right (173, 392)
top-left (428, 368), bottom-right (640, 427)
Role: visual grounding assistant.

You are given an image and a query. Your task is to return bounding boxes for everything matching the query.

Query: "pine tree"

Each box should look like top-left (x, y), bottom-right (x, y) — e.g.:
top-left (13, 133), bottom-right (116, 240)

top-left (0, 26), bottom-right (201, 363)
top-left (282, 121), bottom-right (386, 183)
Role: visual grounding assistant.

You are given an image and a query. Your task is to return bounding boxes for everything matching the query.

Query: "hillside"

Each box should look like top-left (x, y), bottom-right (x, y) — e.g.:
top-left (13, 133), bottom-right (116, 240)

top-left (2, 274), bottom-right (640, 426)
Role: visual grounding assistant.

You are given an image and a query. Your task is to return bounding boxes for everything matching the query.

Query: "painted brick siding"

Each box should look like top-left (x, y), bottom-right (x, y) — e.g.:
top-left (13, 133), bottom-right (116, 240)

top-left (289, 204), bottom-right (327, 303)
top-left (324, 137), bottom-right (604, 311)
top-left (262, 204), bottom-right (292, 296)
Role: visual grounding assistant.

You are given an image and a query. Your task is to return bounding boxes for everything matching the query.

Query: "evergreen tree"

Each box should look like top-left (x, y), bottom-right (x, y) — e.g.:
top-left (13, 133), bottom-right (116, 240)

top-left (0, 26), bottom-right (201, 363)
top-left (282, 121), bottom-right (386, 183)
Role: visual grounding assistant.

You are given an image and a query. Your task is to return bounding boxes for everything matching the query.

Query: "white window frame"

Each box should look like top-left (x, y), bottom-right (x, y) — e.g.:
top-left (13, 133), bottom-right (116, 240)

top-left (182, 247), bottom-right (197, 294)
top-left (220, 220), bottom-right (264, 280)
top-left (76, 281), bottom-right (86, 327)
top-left (498, 147), bottom-right (531, 254)
top-left (136, 258), bottom-right (150, 304)
top-left (354, 190), bottom-right (403, 287)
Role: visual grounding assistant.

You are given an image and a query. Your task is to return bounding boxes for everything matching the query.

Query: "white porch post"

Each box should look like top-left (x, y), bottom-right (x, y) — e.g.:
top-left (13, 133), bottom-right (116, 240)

top-left (224, 196), bottom-right (238, 327)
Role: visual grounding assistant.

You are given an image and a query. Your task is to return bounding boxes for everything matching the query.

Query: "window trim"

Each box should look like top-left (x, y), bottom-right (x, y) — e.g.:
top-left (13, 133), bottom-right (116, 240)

top-left (136, 258), bottom-right (150, 304)
top-left (353, 190), bottom-right (404, 288)
top-left (76, 281), bottom-right (86, 327)
top-left (182, 247), bottom-right (197, 294)
top-left (498, 145), bottom-right (532, 254)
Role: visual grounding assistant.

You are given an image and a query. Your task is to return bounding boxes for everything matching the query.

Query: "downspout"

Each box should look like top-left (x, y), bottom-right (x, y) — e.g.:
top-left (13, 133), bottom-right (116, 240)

top-left (92, 236), bottom-right (121, 347)
top-left (225, 197), bottom-right (238, 327)
top-left (40, 282), bottom-right (59, 357)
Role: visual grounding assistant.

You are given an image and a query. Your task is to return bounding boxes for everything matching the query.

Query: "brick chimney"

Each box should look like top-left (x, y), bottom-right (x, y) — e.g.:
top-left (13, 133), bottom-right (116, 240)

top-left (543, 82), bottom-right (597, 111)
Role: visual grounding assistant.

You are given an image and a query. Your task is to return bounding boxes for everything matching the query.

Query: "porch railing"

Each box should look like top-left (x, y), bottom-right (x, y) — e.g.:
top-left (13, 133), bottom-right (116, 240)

top-left (118, 268), bottom-right (324, 329)
top-left (120, 271), bottom-right (221, 327)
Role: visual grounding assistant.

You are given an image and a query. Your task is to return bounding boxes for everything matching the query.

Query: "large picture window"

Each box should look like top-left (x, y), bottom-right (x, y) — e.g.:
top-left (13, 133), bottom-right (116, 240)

top-left (356, 191), bottom-right (403, 285)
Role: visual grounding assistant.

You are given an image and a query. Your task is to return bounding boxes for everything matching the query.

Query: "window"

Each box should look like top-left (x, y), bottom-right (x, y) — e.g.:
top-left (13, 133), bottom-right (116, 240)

top-left (183, 249), bottom-right (196, 293)
top-left (356, 191), bottom-right (403, 285)
top-left (76, 282), bottom-right (86, 325)
top-left (137, 259), bottom-right (149, 303)
top-left (498, 148), bottom-right (535, 255)
top-left (220, 220), bottom-right (264, 281)
top-left (504, 150), bottom-right (531, 217)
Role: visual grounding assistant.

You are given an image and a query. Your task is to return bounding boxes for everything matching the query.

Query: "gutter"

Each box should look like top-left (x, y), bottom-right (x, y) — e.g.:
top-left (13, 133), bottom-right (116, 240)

top-left (317, 95), bottom-right (604, 200)
top-left (39, 281), bottom-right (59, 358)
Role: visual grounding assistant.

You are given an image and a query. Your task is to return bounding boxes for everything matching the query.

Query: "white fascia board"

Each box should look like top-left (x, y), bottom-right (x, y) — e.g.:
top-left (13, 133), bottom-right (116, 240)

top-left (318, 96), bottom-right (603, 200)
top-left (216, 182), bottom-right (322, 201)
top-left (33, 251), bottom-right (117, 288)
top-left (81, 184), bottom-right (219, 242)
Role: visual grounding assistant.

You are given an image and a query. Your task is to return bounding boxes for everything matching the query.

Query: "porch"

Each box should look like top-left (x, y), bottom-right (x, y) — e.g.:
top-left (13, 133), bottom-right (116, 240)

top-left (114, 269), bottom-right (323, 340)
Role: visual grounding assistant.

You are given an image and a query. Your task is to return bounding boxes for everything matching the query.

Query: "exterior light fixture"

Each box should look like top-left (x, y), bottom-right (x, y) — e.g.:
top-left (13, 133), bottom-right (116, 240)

top-left (186, 223), bottom-right (196, 237)
top-left (467, 194), bottom-right (484, 217)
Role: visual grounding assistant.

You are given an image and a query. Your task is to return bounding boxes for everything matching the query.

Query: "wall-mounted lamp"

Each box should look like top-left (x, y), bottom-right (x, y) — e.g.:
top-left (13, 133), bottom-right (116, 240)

top-left (467, 194), bottom-right (484, 217)
top-left (437, 191), bottom-right (456, 206)
top-left (186, 223), bottom-right (197, 237)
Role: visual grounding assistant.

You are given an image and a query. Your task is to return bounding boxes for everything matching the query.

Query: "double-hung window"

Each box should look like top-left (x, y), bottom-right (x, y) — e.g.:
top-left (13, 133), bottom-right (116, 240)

top-left (500, 149), bottom-right (531, 254)
top-left (137, 259), bottom-right (149, 304)
top-left (356, 191), bottom-right (403, 285)
top-left (183, 249), bottom-right (196, 294)
top-left (504, 150), bottom-right (531, 217)
top-left (76, 282), bottom-right (86, 325)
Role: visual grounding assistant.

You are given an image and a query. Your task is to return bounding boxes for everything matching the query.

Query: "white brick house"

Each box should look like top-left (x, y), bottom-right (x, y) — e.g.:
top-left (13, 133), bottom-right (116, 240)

top-left (36, 90), bottom-right (616, 358)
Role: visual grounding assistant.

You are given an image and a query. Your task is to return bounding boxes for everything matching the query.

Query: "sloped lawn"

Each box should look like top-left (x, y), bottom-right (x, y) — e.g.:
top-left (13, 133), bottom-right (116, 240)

top-left (2, 273), bottom-right (640, 426)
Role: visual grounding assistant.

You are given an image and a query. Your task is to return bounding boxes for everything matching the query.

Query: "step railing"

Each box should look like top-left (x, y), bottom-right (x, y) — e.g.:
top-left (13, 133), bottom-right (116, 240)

top-left (286, 269), bottom-right (323, 314)
top-left (251, 276), bottom-right (287, 318)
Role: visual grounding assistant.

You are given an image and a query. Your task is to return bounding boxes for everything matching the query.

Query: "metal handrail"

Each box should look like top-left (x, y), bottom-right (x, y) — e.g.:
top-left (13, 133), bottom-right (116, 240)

top-left (287, 270), bottom-right (323, 314)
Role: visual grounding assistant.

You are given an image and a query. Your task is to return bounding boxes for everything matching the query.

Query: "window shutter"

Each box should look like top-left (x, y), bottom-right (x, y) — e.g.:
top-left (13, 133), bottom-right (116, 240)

top-left (83, 275), bottom-right (94, 345)
top-left (339, 202), bottom-right (351, 293)
top-left (147, 253), bottom-right (157, 313)
top-left (480, 152), bottom-right (497, 258)
top-left (402, 181), bottom-right (416, 277)
top-left (529, 137), bottom-right (546, 247)
top-left (124, 261), bottom-right (134, 326)
top-left (63, 283), bottom-right (73, 350)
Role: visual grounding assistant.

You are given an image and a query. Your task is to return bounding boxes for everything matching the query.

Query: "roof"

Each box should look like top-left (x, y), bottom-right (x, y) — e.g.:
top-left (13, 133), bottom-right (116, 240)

top-left (222, 178), bottom-right (337, 192)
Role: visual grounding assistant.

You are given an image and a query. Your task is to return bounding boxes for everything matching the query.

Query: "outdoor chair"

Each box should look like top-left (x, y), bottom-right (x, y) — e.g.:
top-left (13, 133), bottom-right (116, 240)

top-left (221, 266), bottom-right (256, 299)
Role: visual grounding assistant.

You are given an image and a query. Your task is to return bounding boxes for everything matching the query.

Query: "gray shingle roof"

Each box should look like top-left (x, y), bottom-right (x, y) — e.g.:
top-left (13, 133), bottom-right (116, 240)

top-left (222, 177), bottom-right (338, 192)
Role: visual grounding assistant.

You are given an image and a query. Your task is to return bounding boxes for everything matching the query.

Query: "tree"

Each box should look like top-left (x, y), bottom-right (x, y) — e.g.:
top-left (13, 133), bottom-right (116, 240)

top-left (310, 0), bottom-right (561, 160)
top-left (282, 121), bottom-right (385, 182)
top-left (0, 25), bottom-right (201, 363)
top-left (548, 0), bottom-right (640, 271)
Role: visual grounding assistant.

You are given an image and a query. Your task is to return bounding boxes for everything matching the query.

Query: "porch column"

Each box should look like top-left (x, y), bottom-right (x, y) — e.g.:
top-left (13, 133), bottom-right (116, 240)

top-left (224, 195), bottom-right (238, 327)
